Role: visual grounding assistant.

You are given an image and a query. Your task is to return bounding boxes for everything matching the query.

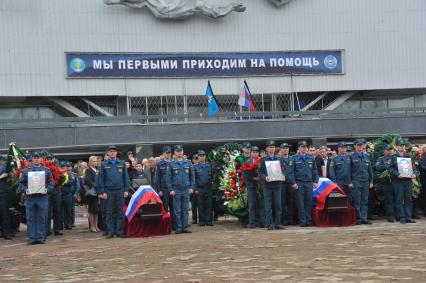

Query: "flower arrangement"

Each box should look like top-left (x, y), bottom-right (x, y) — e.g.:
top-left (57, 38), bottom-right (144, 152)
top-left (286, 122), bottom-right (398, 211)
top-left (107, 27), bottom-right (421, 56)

top-left (208, 143), bottom-right (248, 218)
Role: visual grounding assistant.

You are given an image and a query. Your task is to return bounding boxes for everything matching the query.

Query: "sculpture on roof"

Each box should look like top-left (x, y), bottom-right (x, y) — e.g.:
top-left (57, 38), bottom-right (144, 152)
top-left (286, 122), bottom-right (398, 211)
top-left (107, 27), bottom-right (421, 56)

top-left (103, 0), bottom-right (246, 19)
top-left (269, 0), bottom-right (293, 7)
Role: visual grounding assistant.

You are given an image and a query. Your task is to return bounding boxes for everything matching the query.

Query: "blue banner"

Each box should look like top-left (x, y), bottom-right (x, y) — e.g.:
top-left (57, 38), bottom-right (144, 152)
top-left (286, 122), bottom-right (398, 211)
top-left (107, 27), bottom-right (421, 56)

top-left (66, 51), bottom-right (344, 78)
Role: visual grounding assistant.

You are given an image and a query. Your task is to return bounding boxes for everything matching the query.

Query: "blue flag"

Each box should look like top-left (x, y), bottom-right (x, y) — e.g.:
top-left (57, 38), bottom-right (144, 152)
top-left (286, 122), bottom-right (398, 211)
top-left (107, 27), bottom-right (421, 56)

top-left (205, 81), bottom-right (219, 116)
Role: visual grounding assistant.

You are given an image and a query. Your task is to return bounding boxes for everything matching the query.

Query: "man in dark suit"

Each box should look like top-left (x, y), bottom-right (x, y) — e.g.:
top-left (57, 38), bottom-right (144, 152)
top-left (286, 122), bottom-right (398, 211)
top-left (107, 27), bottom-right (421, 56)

top-left (315, 146), bottom-right (330, 177)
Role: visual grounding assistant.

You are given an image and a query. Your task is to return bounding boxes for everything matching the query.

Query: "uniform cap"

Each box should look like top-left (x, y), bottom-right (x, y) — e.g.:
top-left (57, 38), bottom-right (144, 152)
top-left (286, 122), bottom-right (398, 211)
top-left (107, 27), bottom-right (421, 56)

top-left (32, 151), bottom-right (41, 157)
top-left (383, 144), bottom-right (392, 151)
top-left (192, 154), bottom-right (198, 160)
top-left (280, 143), bottom-right (290, 149)
top-left (298, 140), bottom-right (308, 147)
top-left (59, 161), bottom-right (67, 167)
top-left (162, 146), bottom-right (172, 153)
top-left (174, 145), bottom-right (184, 151)
top-left (396, 139), bottom-right (406, 146)
top-left (353, 139), bottom-right (364, 145)
top-left (266, 140), bottom-right (276, 147)
top-left (106, 145), bottom-right (118, 152)
top-left (197, 150), bottom-right (206, 156)
top-left (251, 146), bottom-right (260, 152)
top-left (242, 142), bottom-right (251, 149)
top-left (337, 142), bottom-right (346, 148)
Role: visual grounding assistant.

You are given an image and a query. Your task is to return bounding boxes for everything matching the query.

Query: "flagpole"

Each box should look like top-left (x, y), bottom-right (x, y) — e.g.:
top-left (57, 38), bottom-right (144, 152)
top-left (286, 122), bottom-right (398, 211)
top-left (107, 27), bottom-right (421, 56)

top-left (244, 80), bottom-right (252, 114)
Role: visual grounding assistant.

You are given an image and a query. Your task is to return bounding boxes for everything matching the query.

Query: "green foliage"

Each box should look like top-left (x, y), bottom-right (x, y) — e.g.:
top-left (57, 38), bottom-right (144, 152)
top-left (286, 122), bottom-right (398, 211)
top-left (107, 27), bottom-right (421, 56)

top-left (6, 142), bottom-right (26, 173)
top-left (372, 133), bottom-right (420, 200)
top-left (208, 143), bottom-right (249, 219)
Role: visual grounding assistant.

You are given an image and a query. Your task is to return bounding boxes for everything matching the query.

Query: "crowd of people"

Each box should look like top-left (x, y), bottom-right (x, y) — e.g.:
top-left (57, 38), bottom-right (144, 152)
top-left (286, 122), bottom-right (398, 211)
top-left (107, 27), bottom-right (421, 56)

top-left (1, 137), bottom-right (426, 245)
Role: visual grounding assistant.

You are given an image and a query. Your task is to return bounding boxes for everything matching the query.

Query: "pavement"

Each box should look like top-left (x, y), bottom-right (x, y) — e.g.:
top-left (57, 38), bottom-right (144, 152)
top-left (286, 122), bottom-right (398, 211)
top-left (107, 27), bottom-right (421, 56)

top-left (0, 212), bottom-right (426, 283)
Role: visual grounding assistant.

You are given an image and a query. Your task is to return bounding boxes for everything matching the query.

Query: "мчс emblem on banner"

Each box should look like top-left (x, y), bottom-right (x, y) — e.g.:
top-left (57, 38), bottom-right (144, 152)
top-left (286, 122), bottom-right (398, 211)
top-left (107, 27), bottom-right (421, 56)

top-left (265, 160), bottom-right (285, 181)
top-left (397, 157), bottom-right (413, 178)
top-left (27, 171), bottom-right (47, 195)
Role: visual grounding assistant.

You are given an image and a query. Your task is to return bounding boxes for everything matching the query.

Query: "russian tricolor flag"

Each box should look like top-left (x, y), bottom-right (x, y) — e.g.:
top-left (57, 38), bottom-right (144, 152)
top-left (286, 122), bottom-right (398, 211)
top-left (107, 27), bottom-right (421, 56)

top-left (238, 80), bottom-right (256, 112)
top-left (125, 185), bottom-right (162, 222)
top-left (312, 178), bottom-right (346, 209)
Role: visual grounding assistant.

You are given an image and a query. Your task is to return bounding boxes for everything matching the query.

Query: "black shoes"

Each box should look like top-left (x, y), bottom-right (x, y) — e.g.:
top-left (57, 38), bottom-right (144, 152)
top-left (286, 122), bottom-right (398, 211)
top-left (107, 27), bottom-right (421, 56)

top-left (206, 223), bottom-right (214, 226)
top-left (3, 235), bottom-right (12, 240)
top-left (387, 219), bottom-right (395, 223)
top-left (54, 231), bottom-right (64, 236)
top-left (361, 220), bottom-right (372, 225)
top-left (28, 240), bottom-right (44, 245)
top-left (406, 220), bottom-right (416, 223)
top-left (192, 221), bottom-right (198, 224)
top-left (176, 230), bottom-right (192, 234)
top-left (106, 234), bottom-right (114, 239)
top-left (275, 225), bottom-right (285, 230)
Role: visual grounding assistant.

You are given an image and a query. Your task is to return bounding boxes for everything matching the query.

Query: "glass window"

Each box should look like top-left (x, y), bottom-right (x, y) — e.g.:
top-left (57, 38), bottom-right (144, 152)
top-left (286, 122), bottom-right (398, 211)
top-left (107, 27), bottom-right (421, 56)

top-left (388, 97), bottom-right (414, 108)
top-left (22, 107), bottom-right (39, 119)
top-left (39, 107), bottom-right (59, 119)
top-left (0, 108), bottom-right (22, 119)
top-left (361, 100), bottom-right (387, 109)
top-left (335, 100), bottom-right (361, 110)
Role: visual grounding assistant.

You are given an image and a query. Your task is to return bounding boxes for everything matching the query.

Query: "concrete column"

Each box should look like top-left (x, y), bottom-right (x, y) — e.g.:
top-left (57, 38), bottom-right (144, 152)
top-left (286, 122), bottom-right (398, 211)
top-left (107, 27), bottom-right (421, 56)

top-left (311, 137), bottom-right (328, 148)
top-left (135, 144), bottom-right (154, 161)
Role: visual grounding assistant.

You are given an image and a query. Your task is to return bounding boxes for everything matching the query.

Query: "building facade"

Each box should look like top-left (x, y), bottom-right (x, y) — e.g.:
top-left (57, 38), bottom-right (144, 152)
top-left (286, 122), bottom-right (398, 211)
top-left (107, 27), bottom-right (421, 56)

top-left (1, 0), bottom-right (425, 155)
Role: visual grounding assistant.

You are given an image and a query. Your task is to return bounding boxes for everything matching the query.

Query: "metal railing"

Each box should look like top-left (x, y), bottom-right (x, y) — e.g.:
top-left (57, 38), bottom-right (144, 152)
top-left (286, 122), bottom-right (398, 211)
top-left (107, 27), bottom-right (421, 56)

top-left (1, 107), bottom-right (426, 129)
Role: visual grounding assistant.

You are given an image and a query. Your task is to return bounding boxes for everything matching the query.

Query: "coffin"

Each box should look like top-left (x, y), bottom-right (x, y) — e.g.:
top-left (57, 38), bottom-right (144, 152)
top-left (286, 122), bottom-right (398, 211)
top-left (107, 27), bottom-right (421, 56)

top-left (326, 191), bottom-right (348, 212)
top-left (137, 202), bottom-right (163, 221)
